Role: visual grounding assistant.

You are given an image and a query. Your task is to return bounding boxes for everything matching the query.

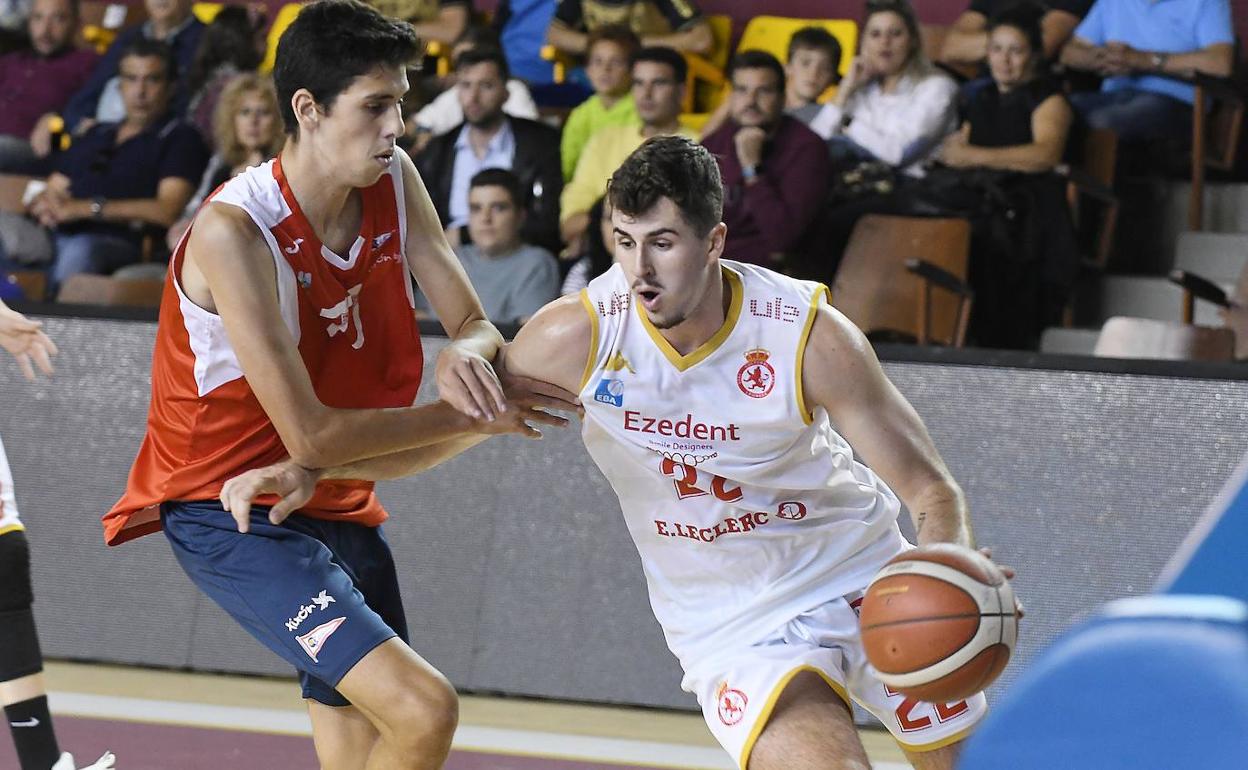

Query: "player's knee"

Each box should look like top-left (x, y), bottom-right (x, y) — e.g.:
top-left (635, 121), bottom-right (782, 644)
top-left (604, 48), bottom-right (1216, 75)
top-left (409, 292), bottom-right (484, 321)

top-left (0, 530), bottom-right (34, 612)
top-left (380, 672), bottom-right (459, 753)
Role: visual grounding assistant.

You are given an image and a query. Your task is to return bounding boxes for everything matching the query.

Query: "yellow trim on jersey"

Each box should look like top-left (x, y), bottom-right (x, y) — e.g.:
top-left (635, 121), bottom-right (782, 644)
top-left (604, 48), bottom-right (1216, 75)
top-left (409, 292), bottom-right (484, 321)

top-left (795, 284), bottom-right (831, 425)
top-left (0, 522), bottom-right (26, 536)
top-left (739, 664), bottom-right (852, 769)
top-left (578, 289), bottom-right (601, 392)
top-left (895, 721), bottom-right (978, 753)
top-left (636, 266), bottom-right (743, 372)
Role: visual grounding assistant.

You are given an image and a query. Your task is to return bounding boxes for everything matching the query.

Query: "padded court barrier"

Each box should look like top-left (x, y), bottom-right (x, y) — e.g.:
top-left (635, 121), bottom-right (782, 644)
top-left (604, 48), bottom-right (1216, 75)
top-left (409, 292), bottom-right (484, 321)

top-left (957, 595), bottom-right (1248, 769)
top-left (3, 315), bottom-right (1248, 718)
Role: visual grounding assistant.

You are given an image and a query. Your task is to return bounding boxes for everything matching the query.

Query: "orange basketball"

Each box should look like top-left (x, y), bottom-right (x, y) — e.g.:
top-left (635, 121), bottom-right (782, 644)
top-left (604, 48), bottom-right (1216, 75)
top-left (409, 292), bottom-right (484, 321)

top-left (859, 544), bottom-right (1019, 703)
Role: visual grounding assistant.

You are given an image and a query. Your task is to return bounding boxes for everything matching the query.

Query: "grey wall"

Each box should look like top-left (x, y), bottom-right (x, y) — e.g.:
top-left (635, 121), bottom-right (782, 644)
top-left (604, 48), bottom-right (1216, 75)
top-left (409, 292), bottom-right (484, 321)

top-left (2, 316), bottom-right (1246, 715)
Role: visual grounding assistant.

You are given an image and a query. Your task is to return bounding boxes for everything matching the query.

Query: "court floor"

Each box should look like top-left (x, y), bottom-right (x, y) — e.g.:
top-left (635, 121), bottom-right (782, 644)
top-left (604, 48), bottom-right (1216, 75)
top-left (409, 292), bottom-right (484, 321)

top-left (13, 661), bottom-right (913, 769)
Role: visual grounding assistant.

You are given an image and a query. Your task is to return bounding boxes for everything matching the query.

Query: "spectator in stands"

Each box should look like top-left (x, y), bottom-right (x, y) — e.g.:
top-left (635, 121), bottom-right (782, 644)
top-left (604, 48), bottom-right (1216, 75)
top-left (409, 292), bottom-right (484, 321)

top-left (167, 73), bottom-right (281, 250)
top-left (411, 27), bottom-right (538, 151)
top-left (560, 46), bottom-right (694, 257)
top-left (30, 39), bottom-right (208, 287)
top-left (547, 0), bottom-right (711, 56)
top-left (62, 0), bottom-right (205, 133)
top-left (560, 194), bottom-right (615, 295)
top-left (560, 24), bottom-right (639, 181)
top-left (0, 0), bottom-right (98, 173)
top-left (1059, 0), bottom-right (1233, 142)
top-left (933, 3), bottom-right (1079, 349)
top-left (492, 0), bottom-right (558, 85)
top-left (941, 0), bottom-right (1089, 71)
top-left (699, 25), bottom-right (842, 138)
top-left (368, 0), bottom-right (468, 48)
top-left (185, 5), bottom-right (266, 148)
top-left (415, 45), bottom-right (562, 253)
top-left (0, 0), bottom-right (30, 53)
top-left (417, 168), bottom-right (559, 325)
top-left (701, 51), bottom-right (830, 267)
top-left (810, 0), bottom-right (958, 175)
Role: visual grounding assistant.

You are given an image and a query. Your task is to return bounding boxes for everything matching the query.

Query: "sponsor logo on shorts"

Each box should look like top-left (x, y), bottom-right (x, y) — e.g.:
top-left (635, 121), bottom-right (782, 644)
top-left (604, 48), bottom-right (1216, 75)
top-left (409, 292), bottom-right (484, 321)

top-left (716, 682), bottom-right (748, 726)
top-left (297, 616), bottom-right (346, 663)
top-left (286, 589), bottom-right (336, 632)
top-left (594, 377), bottom-right (624, 407)
top-left (736, 349), bottom-right (775, 399)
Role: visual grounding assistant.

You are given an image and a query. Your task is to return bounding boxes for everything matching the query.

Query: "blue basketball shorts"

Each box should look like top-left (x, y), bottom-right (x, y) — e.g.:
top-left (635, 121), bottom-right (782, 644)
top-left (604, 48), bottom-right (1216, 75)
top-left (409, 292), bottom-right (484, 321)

top-left (161, 500), bottom-right (409, 706)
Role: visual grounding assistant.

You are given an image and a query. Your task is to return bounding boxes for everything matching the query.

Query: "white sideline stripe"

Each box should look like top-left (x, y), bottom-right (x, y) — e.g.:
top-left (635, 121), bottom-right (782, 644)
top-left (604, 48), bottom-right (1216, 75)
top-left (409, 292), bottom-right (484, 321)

top-left (48, 691), bottom-right (908, 770)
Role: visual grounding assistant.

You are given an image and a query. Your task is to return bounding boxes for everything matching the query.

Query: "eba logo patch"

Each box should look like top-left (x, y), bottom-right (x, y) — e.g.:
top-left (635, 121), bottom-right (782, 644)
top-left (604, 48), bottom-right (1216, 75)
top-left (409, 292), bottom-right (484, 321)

top-left (594, 377), bottom-right (624, 407)
top-left (716, 681), bottom-right (749, 726)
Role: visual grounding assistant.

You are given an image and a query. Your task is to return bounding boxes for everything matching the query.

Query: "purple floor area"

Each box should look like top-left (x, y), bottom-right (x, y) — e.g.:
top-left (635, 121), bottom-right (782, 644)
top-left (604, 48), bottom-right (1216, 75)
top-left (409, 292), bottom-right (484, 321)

top-left (0, 715), bottom-right (669, 770)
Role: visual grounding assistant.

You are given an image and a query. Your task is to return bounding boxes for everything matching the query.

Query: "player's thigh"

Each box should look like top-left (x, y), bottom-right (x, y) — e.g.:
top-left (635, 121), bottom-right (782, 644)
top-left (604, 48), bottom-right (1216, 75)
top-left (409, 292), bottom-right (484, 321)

top-left (748, 670), bottom-right (871, 770)
top-left (333, 637), bottom-right (458, 737)
top-left (308, 701), bottom-right (379, 770)
top-left (903, 743), bottom-right (960, 770)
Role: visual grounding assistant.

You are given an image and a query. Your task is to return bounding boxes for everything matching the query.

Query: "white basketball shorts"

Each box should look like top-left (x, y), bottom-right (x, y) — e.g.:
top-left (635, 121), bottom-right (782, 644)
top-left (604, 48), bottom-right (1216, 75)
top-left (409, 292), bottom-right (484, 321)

top-left (682, 592), bottom-right (988, 768)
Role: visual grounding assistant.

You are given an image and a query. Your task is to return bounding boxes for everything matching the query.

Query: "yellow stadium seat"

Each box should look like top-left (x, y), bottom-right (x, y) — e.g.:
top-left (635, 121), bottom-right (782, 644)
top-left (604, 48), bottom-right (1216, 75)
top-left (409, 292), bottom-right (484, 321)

top-left (261, 3), bottom-right (304, 74)
top-left (192, 2), bottom-right (223, 24)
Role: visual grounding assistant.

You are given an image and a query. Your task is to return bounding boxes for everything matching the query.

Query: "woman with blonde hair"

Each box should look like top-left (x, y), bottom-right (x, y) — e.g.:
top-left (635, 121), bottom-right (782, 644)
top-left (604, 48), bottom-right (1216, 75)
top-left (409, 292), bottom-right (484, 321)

top-left (168, 75), bottom-right (282, 250)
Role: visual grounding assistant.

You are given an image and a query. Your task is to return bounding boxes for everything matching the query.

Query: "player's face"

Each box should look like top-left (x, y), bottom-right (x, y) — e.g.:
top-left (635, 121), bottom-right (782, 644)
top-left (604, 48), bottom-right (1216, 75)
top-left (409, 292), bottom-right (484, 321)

top-left (467, 184), bottom-right (523, 256)
top-left (587, 40), bottom-right (632, 97)
top-left (987, 25), bottom-right (1034, 91)
top-left (458, 61), bottom-right (508, 127)
top-left (729, 67), bottom-right (784, 129)
top-left (612, 197), bottom-right (724, 330)
top-left (313, 64), bottom-right (407, 187)
top-left (786, 47), bottom-right (836, 103)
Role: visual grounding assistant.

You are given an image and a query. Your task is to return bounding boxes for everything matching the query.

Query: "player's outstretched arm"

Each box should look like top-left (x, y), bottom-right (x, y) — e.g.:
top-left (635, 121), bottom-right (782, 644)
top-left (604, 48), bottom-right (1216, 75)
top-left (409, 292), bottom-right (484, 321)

top-left (801, 296), bottom-right (973, 548)
top-left (397, 148), bottom-right (510, 421)
top-left (188, 203), bottom-right (532, 470)
top-left (0, 298), bottom-right (57, 380)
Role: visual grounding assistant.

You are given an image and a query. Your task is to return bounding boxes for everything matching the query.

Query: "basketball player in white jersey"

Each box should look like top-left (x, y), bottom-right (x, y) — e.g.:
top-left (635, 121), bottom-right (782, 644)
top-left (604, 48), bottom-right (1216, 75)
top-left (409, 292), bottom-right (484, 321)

top-left (1, 299), bottom-right (115, 770)
top-left (222, 135), bottom-right (1010, 769)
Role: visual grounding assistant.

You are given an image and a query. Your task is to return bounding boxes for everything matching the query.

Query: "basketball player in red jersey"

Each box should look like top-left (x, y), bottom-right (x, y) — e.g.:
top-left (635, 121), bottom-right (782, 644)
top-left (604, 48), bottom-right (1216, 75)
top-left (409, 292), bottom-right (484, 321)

top-left (103, 2), bottom-right (572, 769)
top-left (1, 300), bottom-right (114, 770)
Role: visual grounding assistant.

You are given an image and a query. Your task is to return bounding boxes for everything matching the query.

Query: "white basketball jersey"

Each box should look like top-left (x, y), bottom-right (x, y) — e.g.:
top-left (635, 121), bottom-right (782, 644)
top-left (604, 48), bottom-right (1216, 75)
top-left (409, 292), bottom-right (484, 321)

top-left (0, 434), bottom-right (23, 535)
top-left (579, 261), bottom-right (907, 668)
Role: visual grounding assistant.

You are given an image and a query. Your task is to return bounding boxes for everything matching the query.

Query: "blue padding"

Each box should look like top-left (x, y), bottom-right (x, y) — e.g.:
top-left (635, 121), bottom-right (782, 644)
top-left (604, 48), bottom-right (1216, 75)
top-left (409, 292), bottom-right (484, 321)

top-left (1163, 455), bottom-right (1248, 603)
top-left (958, 596), bottom-right (1248, 770)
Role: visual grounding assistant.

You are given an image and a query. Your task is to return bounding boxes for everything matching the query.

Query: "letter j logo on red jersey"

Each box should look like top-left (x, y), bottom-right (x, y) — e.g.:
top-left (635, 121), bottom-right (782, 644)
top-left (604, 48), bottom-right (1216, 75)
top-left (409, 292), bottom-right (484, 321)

top-left (297, 617), bottom-right (346, 663)
top-left (716, 682), bottom-right (748, 726)
top-left (737, 349), bottom-right (775, 399)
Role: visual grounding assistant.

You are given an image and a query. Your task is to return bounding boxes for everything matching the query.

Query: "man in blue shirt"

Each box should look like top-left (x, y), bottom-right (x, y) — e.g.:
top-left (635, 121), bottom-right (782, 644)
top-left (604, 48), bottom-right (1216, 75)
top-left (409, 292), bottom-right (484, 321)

top-left (28, 38), bottom-right (208, 287)
top-left (61, 0), bottom-right (205, 133)
top-left (1060, 0), bottom-right (1233, 141)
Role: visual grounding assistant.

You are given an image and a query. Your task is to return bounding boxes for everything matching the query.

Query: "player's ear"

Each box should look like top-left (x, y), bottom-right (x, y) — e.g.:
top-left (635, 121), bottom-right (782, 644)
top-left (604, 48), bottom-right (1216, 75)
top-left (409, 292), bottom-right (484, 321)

top-left (706, 221), bottom-right (727, 263)
top-left (291, 88), bottom-right (320, 133)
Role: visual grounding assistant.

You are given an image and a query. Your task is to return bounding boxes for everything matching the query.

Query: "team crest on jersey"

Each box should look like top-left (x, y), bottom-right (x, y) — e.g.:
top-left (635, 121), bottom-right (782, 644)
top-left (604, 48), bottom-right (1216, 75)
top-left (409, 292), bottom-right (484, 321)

top-left (296, 616), bottom-right (346, 663)
top-left (716, 682), bottom-right (748, 726)
top-left (737, 349), bottom-right (775, 399)
top-left (594, 377), bottom-right (624, 407)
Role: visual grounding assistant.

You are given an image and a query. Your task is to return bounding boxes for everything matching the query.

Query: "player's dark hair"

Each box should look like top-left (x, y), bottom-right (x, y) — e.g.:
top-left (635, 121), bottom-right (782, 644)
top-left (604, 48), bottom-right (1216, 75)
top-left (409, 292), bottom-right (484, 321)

top-left (119, 38), bottom-right (176, 82)
top-left (728, 50), bottom-right (787, 94)
top-left (787, 26), bottom-right (842, 66)
top-left (469, 167), bottom-right (524, 209)
top-left (453, 44), bottom-right (510, 82)
top-left (608, 136), bottom-right (722, 238)
top-left (273, 0), bottom-right (421, 138)
top-left (631, 45), bottom-right (687, 84)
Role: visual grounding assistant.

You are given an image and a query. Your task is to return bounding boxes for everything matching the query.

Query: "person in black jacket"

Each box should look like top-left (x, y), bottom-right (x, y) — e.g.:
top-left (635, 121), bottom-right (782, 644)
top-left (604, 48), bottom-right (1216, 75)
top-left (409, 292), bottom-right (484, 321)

top-left (415, 45), bottom-right (563, 254)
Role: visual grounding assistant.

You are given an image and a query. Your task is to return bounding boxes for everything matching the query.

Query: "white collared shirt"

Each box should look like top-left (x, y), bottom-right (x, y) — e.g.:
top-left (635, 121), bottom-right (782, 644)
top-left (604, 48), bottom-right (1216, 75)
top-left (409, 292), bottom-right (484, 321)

top-left (448, 119), bottom-right (517, 229)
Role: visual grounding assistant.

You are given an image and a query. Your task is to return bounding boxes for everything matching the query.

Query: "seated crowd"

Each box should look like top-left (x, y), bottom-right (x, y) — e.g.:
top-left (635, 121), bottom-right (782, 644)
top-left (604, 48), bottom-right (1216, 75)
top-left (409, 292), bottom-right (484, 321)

top-left (0, 0), bottom-right (1238, 353)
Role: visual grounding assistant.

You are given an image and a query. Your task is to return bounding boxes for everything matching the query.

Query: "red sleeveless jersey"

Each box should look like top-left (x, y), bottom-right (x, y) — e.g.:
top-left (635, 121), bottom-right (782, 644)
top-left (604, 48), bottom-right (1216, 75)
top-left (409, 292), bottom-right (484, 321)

top-left (104, 156), bottom-right (424, 545)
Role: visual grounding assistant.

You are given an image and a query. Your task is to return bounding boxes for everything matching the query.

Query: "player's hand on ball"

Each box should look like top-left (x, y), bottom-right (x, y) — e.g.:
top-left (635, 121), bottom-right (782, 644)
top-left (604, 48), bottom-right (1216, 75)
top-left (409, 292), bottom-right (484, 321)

top-left (220, 460), bottom-right (318, 532)
top-left (436, 342), bottom-right (508, 423)
top-left (979, 546), bottom-right (1024, 618)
